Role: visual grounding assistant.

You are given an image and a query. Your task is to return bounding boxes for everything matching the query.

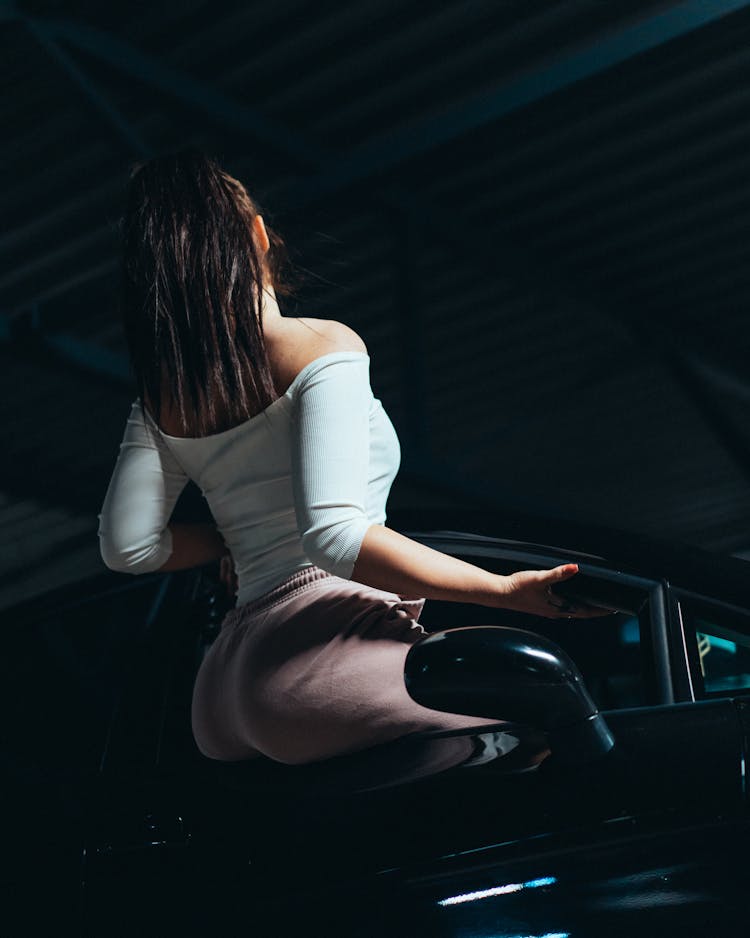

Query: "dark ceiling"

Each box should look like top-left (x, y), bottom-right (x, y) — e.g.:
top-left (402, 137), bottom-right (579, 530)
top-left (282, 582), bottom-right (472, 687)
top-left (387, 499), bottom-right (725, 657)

top-left (3, 0), bottom-right (750, 611)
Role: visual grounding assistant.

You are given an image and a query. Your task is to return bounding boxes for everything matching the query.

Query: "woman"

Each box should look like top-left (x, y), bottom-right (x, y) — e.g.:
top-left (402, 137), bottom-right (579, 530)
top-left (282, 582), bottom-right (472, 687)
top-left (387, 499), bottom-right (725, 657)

top-left (97, 148), bottom-right (606, 766)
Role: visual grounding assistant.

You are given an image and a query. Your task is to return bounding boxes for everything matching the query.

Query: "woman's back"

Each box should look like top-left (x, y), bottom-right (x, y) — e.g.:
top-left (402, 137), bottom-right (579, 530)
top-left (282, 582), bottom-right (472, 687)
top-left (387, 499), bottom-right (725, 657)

top-left (103, 148), bottom-right (597, 769)
top-left (98, 316), bottom-right (403, 606)
top-left (152, 317), bottom-right (366, 438)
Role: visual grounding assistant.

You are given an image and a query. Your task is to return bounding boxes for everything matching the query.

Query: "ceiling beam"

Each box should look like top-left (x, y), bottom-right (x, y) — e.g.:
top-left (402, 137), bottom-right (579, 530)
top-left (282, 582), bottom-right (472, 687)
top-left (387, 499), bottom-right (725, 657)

top-left (26, 18), bottom-right (151, 159)
top-left (0, 310), bottom-right (130, 383)
top-left (289, 0), bottom-right (750, 202)
top-left (9, 3), bottom-right (750, 490)
top-left (31, 1), bottom-right (750, 206)
top-left (29, 14), bottom-right (328, 170)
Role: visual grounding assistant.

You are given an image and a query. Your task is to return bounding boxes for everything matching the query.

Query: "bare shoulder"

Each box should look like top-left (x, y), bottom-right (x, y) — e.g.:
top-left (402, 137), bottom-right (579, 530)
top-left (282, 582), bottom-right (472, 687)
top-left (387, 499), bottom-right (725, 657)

top-left (267, 317), bottom-right (368, 393)
top-left (301, 318), bottom-right (368, 355)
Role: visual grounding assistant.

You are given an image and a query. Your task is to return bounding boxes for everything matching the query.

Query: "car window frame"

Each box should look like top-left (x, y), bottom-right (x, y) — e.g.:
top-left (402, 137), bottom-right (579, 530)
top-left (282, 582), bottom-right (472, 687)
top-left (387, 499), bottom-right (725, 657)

top-left (407, 531), bottom-right (672, 709)
top-left (671, 588), bottom-right (750, 702)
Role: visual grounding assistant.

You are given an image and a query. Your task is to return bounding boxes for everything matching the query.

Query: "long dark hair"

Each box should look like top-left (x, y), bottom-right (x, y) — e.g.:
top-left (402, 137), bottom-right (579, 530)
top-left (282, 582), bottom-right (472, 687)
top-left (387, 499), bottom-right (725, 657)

top-left (119, 147), bottom-right (296, 436)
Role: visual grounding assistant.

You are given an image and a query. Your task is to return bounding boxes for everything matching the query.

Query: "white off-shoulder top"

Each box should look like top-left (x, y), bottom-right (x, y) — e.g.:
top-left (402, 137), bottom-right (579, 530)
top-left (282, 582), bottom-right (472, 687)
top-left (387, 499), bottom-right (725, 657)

top-left (96, 351), bottom-right (401, 606)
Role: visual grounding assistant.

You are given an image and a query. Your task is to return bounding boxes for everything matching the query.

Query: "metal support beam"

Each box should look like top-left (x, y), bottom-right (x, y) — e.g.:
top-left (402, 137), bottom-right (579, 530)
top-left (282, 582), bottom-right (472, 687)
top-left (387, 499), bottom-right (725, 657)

top-left (473, 223), bottom-right (750, 490)
top-left (14, 0), bottom-right (750, 318)
top-left (0, 310), bottom-right (130, 384)
top-left (9, 3), bottom-right (750, 494)
top-left (31, 15), bottom-right (328, 170)
top-left (289, 0), bottom-right (750, 203)
top-left (42, 330), bottom-right (131, 383)
top-left (30, 1), bottom-right (750, 206)
top-left (26, 18), bottom-right (151, 159)
top-left (645, 319), bottom-right (750, 475)
top-left (372, 173), bottom-right (750, 493)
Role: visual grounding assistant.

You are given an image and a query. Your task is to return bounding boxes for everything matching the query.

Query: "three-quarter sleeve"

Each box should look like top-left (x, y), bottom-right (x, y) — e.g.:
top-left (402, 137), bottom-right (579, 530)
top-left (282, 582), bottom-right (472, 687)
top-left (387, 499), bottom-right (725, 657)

top-left (97, 399), bottom-right (189, 574)
top-left (290, 353), bottom-right (374, 579)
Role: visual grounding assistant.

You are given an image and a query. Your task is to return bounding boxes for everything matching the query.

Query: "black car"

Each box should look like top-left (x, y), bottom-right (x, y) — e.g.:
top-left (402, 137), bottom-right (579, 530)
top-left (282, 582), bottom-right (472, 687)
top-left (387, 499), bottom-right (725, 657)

top-left (5, 508), bottom-right (750, 937)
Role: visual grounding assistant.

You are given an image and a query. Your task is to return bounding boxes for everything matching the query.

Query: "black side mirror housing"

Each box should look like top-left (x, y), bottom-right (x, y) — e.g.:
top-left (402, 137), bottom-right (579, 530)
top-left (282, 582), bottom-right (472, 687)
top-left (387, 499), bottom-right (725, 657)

top-left (404, 626), bottom-right (614, 764)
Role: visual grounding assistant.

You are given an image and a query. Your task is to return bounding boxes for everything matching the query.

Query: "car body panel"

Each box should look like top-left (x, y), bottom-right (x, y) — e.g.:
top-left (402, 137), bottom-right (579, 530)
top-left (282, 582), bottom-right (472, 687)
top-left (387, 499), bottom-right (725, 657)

top-left (6, 515), bottom-right (750, 935)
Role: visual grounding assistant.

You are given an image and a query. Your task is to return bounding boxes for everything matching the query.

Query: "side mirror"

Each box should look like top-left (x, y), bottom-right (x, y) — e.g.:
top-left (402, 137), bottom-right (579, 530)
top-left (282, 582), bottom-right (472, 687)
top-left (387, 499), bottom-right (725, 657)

top-left (404, 626), bottom-right (614, 764)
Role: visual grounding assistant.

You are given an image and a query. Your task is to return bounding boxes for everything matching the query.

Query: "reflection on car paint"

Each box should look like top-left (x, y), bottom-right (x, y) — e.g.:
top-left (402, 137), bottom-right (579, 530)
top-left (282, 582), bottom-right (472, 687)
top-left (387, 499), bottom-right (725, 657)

top-left (460, 731), bottom-right (521, 767)
top-left (437, 875), bottom-right (557, 906)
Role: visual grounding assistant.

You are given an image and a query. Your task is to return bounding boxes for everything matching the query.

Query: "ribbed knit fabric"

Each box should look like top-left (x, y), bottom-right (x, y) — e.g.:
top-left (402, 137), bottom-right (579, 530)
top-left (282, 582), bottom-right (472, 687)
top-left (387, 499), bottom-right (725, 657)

top-left (97, 351), bottom-right (401, 605)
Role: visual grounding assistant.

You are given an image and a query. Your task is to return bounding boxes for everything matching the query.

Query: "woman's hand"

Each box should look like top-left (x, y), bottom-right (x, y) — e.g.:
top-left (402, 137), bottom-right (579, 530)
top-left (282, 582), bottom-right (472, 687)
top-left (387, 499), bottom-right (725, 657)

top-left (350, 524), bottom-right (617, 612)
top-left (496, 563), bottom-right (613, 619)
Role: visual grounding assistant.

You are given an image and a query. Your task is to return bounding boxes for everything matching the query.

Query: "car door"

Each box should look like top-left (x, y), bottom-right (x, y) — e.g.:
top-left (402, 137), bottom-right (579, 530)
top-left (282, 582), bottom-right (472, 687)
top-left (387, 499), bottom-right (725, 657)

top-left (195, 531), bottom-right (748, 938)
top-left (324, 532), bottom-right (750, 938)
top-left (82, 536), bottom-right (750, 938)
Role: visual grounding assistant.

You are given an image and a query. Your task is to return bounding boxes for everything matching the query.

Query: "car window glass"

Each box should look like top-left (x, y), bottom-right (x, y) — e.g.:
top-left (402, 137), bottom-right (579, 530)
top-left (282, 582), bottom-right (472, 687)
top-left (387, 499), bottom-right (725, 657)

top-left (518, 610), bottom-right (647, 710)
top-left (476, 560), bottom-right (654, 710)
top-left (680, 599), bottom-right (750, 697)
top-left (418, 584), bottom-right (651, 711)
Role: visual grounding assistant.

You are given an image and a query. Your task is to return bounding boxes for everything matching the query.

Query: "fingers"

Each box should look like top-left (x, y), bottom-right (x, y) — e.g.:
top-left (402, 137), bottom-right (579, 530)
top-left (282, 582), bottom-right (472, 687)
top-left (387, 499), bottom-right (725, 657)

top-left (546, 563), bottom-right (579, 583)
top-left (509, 564), bottom-right (616, 619)
top-left (542, 565), bottom-right (615, 618)
top-left (542, 582), bottom-right (615, 619)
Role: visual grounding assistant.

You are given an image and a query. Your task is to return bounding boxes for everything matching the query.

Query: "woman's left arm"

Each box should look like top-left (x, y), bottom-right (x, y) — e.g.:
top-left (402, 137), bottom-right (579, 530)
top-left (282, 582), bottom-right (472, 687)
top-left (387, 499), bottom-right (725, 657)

top-left (97, 400), bottom-right (226, 574)
top-left (158, 521), bottom-right (228, 572)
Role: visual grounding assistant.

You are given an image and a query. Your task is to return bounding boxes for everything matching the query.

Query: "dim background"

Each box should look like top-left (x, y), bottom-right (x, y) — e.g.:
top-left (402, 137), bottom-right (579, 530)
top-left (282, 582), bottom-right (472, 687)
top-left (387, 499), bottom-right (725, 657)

top-left (3, 0), bottom-right (750, 611)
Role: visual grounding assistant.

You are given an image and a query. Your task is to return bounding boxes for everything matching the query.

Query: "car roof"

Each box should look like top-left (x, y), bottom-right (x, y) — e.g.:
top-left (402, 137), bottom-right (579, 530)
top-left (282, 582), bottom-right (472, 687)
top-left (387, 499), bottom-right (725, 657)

top-left (390, 507), bottom-right (750, 611)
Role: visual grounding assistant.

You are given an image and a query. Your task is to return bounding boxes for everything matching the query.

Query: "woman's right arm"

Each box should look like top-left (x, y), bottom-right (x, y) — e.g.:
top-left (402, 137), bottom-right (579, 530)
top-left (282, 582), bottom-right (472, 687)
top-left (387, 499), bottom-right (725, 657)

top-left (351, 523), bottom-right (605, 618)
top-left (352, 522), bottom-right (501, 604)
top-left (290, 351), bottom-right (607, 619)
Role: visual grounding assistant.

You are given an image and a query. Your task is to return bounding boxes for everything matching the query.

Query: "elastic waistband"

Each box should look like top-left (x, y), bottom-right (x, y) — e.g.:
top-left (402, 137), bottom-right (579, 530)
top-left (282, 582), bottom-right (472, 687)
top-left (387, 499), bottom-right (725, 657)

top-left (232, 565), bottom-right (337, 620)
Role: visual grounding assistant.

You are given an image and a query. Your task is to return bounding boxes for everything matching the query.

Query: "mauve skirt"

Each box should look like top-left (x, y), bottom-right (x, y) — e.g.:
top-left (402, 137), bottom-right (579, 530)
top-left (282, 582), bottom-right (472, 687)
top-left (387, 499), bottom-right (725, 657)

top-left (190, 565), bottom-right (500, 765)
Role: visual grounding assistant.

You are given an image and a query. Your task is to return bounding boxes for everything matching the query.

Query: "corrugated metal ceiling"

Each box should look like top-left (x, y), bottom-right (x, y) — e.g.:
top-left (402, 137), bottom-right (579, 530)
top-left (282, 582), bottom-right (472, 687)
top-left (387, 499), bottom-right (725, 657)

top-left (2, 0), bottom-right (749, 610)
